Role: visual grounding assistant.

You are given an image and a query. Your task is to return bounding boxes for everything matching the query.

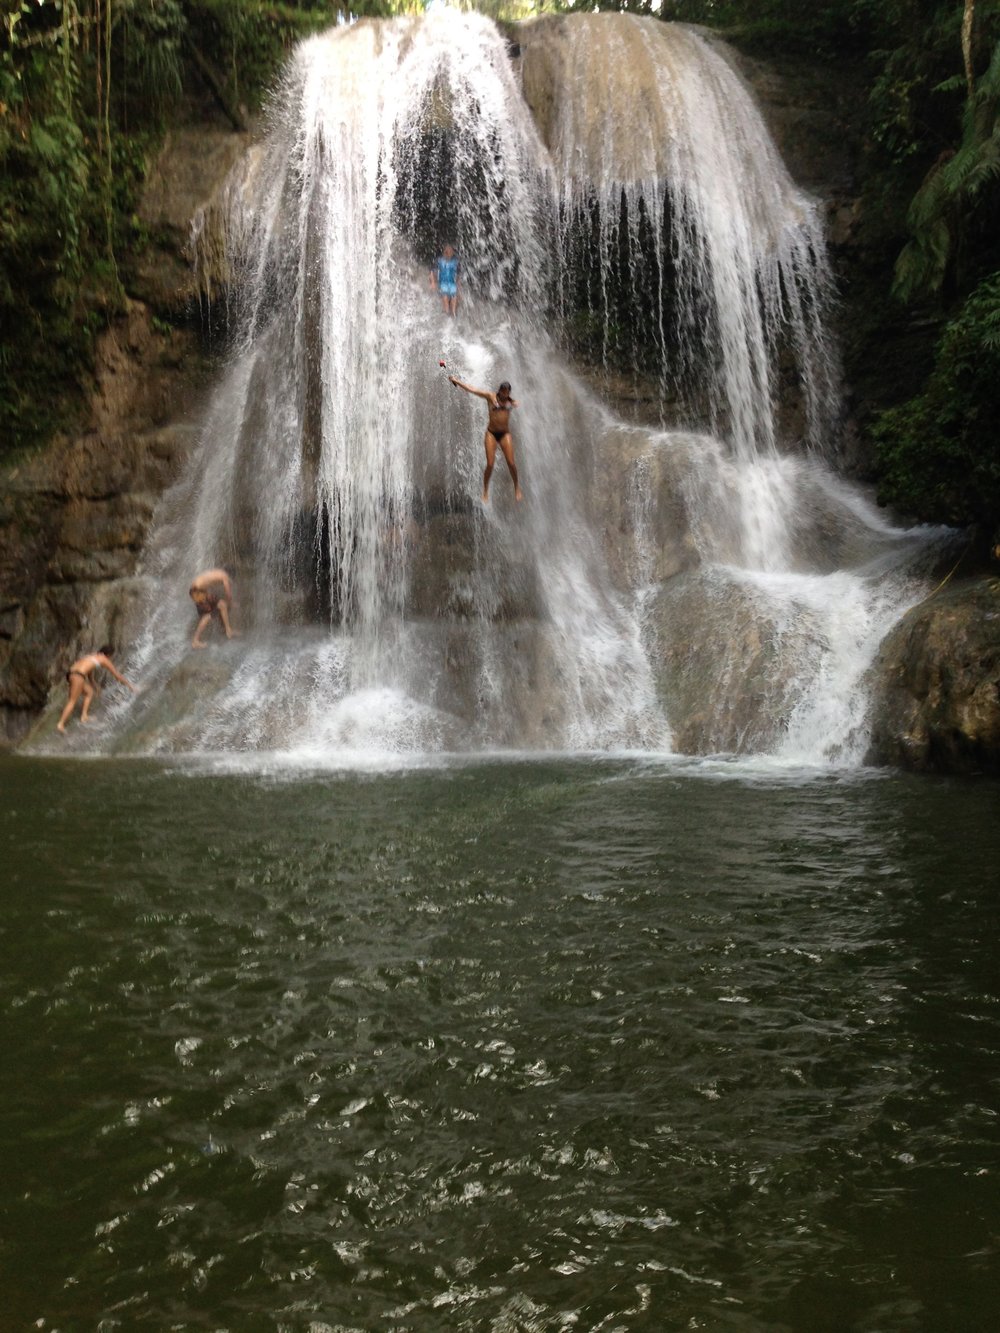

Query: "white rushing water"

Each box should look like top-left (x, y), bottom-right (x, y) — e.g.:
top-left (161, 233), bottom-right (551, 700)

top-left (89, 10), bottom-right (945, 766)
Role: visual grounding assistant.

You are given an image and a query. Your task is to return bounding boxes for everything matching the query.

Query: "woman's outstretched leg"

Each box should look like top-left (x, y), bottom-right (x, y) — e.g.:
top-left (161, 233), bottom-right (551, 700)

top-left (499, 434), bottom-right (523, 502)
top-left (482, 431), bottom-right (497, 503)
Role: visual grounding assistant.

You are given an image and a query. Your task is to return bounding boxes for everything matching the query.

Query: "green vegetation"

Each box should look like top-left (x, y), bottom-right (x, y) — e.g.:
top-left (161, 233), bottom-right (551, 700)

top-left (0, 0), bottom-right (400, 454)
top-left (873, 272), bottom-right (1000, 526)
top-left (858, 2), bottom-right (1000, 537)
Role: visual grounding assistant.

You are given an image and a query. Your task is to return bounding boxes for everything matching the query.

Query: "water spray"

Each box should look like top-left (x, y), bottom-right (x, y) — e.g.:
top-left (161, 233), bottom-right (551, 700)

top-left (439, 358), bottom-right (467, 385)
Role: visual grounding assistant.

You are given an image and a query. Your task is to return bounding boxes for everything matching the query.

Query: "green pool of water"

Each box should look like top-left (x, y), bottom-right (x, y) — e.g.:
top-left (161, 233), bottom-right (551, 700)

top-left (2, 754), bottom-right (998, 1330)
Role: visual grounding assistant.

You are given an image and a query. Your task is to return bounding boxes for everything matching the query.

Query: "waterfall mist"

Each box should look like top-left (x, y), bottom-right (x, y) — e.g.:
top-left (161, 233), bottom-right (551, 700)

top-left (90, 11), bottom-right (946, 766)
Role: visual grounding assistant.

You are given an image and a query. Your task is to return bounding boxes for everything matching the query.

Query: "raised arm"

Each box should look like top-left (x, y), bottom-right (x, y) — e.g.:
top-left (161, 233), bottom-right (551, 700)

top-left (449, 377), bottom-right (492, 402)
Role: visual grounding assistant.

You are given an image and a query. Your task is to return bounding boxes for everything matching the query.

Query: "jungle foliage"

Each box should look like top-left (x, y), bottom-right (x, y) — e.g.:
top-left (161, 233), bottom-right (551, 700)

top-left (0, 0), bottom-right (403, 453)
top-left (856, 1), bottom-right (1000, 534)
top-left (873, 271), bottom-right (1000, 527)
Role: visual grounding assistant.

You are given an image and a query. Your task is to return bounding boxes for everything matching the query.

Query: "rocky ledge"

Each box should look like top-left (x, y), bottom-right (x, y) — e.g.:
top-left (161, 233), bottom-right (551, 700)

top-left (867, 578), bottom-right (1000, 775)
top-left (0, 304), bottom-right (209, 745)
top-left (0, 117), bottom-right (242, 746)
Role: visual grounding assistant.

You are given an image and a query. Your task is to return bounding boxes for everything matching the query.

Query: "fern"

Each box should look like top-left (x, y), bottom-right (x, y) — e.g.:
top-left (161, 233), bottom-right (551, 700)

top-left (895, 33), bottom-right (1000, 300)
top-left (875, 271), bottom-right (1000, 527)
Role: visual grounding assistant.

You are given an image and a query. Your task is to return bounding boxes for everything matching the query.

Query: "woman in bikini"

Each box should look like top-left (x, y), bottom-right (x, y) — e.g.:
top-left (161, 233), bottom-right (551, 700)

top-left (57, 648), bottom-right (137, 733)
top-left (448, 376), bottom-right (523, 503)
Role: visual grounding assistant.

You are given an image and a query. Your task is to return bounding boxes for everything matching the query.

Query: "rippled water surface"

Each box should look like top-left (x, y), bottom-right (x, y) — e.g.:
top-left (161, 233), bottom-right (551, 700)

top-left (2, 755), bottom-right (998, 1331)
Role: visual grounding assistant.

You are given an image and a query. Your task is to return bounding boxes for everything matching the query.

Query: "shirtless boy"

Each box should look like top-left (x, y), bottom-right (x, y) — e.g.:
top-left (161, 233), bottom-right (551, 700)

top-left (57, 648), bottom-right (137, 733)
top-left (189, 568), bottom-right (238, 648)
top-left (448, 376), bottom-right (523, 503)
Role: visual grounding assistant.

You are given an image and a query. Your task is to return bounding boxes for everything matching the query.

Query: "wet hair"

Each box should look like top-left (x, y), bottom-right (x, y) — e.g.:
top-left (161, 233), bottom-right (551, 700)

top-left (498, 381), bottom-right (511, 392)
top-left (99, 644), bottom-right (114, 657)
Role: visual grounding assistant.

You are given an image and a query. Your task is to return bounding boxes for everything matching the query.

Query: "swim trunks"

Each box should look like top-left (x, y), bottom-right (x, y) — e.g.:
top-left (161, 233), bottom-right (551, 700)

top-left (192, 588), bottom-right (222, 616)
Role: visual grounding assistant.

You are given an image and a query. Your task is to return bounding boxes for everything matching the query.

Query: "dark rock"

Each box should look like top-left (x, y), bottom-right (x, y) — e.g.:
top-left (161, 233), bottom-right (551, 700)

top-left (867, 579), bottom-right (1000, 774)
top-left (406, 513), bottom-right (542, 622)
top-left (713, 39), bottom-right (864, 200)
top-left (0, 606), bottom-right (24, 641)
top-left (0, 303), bottom-right (209, 747)
top-left (132, 127), bottom-right (252, 316)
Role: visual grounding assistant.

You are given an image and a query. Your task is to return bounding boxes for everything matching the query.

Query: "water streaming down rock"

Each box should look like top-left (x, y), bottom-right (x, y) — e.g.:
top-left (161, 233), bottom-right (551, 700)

top-left (103, 11), bottom-right (945, 764)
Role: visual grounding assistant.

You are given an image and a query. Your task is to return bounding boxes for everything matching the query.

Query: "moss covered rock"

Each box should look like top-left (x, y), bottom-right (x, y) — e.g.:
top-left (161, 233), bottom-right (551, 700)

top-left (867, 578), bottom-right (1000, 774)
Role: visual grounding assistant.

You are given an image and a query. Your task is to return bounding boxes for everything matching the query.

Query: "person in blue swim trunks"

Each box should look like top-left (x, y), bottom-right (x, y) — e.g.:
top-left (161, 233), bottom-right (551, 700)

top-left (430, 243), bottom-right (459, 316)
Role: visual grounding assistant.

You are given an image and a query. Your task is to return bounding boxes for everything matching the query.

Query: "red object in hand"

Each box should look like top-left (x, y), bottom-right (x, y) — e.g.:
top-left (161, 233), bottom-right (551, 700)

top-left (439, 360), bottom-right (446, 367)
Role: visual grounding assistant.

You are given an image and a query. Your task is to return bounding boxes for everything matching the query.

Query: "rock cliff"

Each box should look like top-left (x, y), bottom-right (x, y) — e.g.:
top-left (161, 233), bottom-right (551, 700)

top-left (0, 125), bottom-right (248, 746)
top-left (0, 307), bottom-right (206, 743)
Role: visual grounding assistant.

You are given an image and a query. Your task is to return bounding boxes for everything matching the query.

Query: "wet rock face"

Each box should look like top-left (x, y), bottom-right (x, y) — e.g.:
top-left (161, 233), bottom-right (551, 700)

top-left (594, 425), bottom-right (698, 592)
top-left (647, 569), bottom-right (823, 756)
top-left (405, 512), bottom-right (543, 623)
top-left (867, 580), bottom-right (1000, 775)
top-left (0, 117), bottom-right (242, 746)
top-left (131, 127), bottom-right (252, 317)
top-left (0, 305), bottom-right (207, 745)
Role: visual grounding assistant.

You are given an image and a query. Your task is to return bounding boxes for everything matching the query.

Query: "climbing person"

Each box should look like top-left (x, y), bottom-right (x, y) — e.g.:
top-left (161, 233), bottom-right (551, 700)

top-left (448, 376), bottom-right (523, 503)
top-left (190, 568), bottom-right (238, 649)
top-left (430, 243), bottom-right (460, 317)
top-left (57, 648), bottom-right (137, 734)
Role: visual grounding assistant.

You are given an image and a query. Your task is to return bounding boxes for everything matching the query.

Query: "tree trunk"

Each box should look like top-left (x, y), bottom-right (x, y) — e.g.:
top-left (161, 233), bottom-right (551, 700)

top-left (962, 0), bottom-right (976, 99)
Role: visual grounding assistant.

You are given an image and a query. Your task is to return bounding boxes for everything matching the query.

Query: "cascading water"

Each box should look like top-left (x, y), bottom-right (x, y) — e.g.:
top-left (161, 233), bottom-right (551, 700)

top-left (88, 10), bottom-right (946, 765)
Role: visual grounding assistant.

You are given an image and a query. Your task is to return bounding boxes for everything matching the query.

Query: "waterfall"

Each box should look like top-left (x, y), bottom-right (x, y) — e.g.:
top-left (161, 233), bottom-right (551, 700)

top-left (97, 10), bottom-right (944, 766)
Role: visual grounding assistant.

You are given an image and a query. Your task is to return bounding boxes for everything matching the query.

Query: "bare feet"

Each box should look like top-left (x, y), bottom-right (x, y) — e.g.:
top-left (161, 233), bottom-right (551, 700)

top-left (57, 723), bottom-right (66, 734)
top-left (515, 488), bottom-right (524, 502)
top-left (191, 641), bottom-right (208, 650)
top-left (482, 490), bottom-right (490, 504)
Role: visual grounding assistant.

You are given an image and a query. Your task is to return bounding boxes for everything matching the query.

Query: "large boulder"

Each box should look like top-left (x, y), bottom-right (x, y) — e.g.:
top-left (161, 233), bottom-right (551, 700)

top-left (593, 423), bottom-right (699, 591)
top-left (647, 568), bottom-right (824, 755)
top-left (867, 579), bottom-right (1000, 774)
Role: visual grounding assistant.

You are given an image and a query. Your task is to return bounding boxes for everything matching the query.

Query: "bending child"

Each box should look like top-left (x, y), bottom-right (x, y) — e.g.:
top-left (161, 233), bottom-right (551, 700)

top-left (190, 568), bottom-right (238, 649)
top-left (57, 648), bottom-right (136, 734)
